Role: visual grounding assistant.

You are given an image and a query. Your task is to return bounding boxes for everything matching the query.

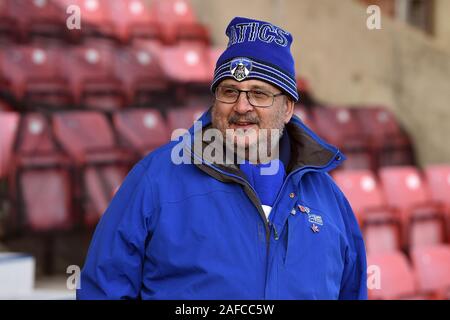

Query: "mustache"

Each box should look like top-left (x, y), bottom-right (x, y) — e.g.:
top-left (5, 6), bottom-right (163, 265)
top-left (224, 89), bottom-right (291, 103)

top-left (228, 114), bottom-right (260, 124)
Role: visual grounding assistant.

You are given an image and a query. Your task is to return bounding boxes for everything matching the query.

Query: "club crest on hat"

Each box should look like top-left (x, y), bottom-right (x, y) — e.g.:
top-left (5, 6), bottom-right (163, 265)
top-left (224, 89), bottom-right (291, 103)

top-left (230, 58), bottom-right (252, 81)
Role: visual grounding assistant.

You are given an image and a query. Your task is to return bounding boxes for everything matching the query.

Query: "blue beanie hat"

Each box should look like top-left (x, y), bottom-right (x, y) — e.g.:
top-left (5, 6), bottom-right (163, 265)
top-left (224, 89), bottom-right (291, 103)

top-left (211, 17), bottom-right (299, 102)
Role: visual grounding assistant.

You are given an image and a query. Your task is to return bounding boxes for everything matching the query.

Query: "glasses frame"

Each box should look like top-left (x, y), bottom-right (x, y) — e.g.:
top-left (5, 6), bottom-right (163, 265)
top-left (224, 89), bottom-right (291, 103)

top-left (215, 85), bottom-right (285, 108)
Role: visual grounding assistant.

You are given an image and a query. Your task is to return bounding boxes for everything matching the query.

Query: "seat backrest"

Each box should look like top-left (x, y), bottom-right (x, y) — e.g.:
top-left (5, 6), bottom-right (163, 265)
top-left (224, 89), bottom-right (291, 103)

top-left (52, 111), bottom-right (116, 161)
top-left (424, 164), bottom-right (450, 207)
top-left (57, 0), bottom-right (112, 26)
top-left (167, 106), bottom-right (207, 137)
top-left (108, 0), bottom-right (159, 41)
top-left (333, 169), bottom-right (385, 215)
top-left (365, 223), bottom-right (401, 254)
top-left (84, 165), bottom-right (127, 226)
top-left (311, 107), bottom-right (366, 148)
top-left (150, 0), bottom-right (198, 25)
top-left (368, 251), bottom-right (418, 299)
top-left (0, 111), bottom-right (19, 178)
top-left (355, 106), bottom-right (409, 146)
top-left (159, 42), bottom-right (210, 83)
top-left (379, 166), bottom-right (430, 209)
top-left (16, 113), bottom-right (58, 156)
top-left (411, 245), bottom-right (450, 294)
top-left (113, 109), bottom-right (168, 154)
top-left (13, 0), bottom-right (65, 24)
top-left (20, 168), bottom-right (72, 231)
top-left (114, 43), bottom-right (166, 90)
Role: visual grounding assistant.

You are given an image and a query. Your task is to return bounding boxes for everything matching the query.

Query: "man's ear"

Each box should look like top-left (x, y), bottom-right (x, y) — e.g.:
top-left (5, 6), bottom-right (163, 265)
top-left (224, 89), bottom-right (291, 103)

top-left (284, 97), bottom-right (295, 124)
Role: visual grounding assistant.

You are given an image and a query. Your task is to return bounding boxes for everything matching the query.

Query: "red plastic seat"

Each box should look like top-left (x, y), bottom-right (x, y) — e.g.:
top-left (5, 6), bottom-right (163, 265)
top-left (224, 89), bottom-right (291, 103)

top-left (114, 41), bottom-right (168, 107)
top-left (56, 0), bottom-right (116, 41)
top-left (12, 0), bottom-right (67, 41)
top-left (0, 112), bottom-right (19, 178)
top-left (159, 42), bottom-right (212, 105)
top-left (333, 169), bottom-right (401, 253)
top-left (108, 0), bottom-right (161, 43)
top-left (354, 106), bottom-right (415, 169)
top-left (14, 113), bottom-right (68, 166)
top-left (20, 168), bottom-right (73, 231)
top-left (9, 113), bottom-right (73, 232)
top-left (424, 165), bottom-right (450, 210)
top-left (160, 42), bottom-right (211, 84)
top-left (0, 0), bottom-right (20, 41)
top-left (0, 45), bottom-right (72, 108)
top-left (52, 111), bottom-right (133, 226)
top-left (52, 111), bottom-right (132, 164)
top-left (113, 109), bottom-right (169, 156)
top-left (149, 0), bottom-right (209, 45)
top-left (312, 107), bottom-right (373, 170)
top-left (411, 245), bottom-right (450, 299)
top-left (424, 164), bottom-right (450, 236)
top-left (379, 166), bottom-right (447, 249)
top-left (62, 41), bottom-right (126, 110)
top-left (167, 106), bottom-right (208, 139)
top-left (367, 251), bottom-right (424, 299)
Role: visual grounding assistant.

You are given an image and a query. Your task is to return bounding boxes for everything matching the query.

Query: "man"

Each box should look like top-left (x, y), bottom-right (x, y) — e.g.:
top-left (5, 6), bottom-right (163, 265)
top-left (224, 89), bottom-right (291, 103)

top-left (77, 17), bottom-right (367, 300)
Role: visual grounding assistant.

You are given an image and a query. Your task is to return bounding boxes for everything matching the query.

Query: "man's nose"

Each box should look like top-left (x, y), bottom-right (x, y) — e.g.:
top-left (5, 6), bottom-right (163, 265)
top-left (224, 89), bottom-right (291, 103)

top-left (233, 91), bottom-right (254, 114)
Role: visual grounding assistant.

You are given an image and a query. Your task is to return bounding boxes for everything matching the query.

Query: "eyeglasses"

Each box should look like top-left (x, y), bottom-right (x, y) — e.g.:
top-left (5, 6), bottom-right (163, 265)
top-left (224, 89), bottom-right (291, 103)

top-left (215, 85), bottom-right (284, 108)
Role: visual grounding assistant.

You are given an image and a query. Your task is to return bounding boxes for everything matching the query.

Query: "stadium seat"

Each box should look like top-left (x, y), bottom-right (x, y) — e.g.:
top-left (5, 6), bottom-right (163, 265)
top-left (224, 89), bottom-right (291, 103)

top-left (379, 166), bottom-right (447, 249)
top-left (354, 106), bottom-right (415, 169)
top-left (149, 0), bottom-right (209, 45)
top-left (0, 112), bottom-right (19, 179)
top-left (160, 42), bottom-right (211, 84)
top-left (424, 164), bottom-right (450, 210)
top-left (114, 41), bottom-right (169, 107)
top-left (108, 0), bottom-right (161, 43)
top-left (62, 40), bottom-right (126, 110)
top-left (0, 0), bottom-right (21, 41)
top-left (52, 111), bottom-right (133, 226)
top-left (411, 245), bottom-right (450, 299)
top-left (159, 42), bottom-right (212, 106)
top-left (424, 164), bottom-right (450, 236)
top-left (167, 106), bottom-right (208, 138)
top-left (57, 0), bottom-right (116, 42)
top-left (12, 0), bottom-right (67, 41)
top-left (113, 108), bottom-right (169, 156)
top-left (333, 169), bottom-right (401, 253)
top-left (367, 251), bottom-right (425, 299)
top-left (312, 107), bottom-right (373, 170)
top-left (9, 113), bottom-right (73, 232)
top-left (0, 45), bottom-right (72, 108)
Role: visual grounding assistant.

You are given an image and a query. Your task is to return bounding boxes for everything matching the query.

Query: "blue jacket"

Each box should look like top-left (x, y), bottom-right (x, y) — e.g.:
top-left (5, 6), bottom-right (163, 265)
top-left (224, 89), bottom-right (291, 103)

top-left (77, 108), bottom-right (367, 300)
